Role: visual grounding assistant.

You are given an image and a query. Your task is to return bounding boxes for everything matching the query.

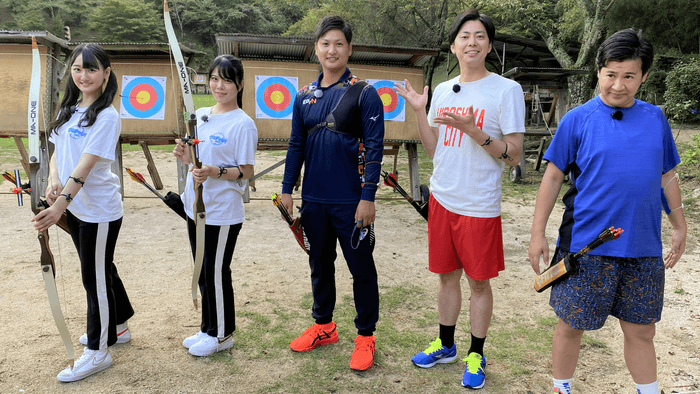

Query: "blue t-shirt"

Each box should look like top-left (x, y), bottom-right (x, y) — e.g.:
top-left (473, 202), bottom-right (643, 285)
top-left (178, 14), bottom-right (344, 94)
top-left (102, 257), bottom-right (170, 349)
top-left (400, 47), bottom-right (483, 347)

top-left (282, 68), bottom-right (385, 203)
top-left (544, 96), bottom-right (680, 258)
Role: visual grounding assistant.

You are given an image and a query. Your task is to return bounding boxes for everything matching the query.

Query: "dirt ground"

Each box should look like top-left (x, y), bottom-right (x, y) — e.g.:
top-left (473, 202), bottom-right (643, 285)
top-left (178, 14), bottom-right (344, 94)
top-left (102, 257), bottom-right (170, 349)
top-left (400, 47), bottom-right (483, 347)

top-left (0, 142), bottom-right (698, 393)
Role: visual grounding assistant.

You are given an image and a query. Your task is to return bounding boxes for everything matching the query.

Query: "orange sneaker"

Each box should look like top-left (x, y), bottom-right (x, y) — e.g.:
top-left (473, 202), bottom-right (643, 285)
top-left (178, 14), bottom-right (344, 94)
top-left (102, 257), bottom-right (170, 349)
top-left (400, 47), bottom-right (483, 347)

top-left (350, 335), bottom-right (375, 371)
top-left (289, 322), bottom-right (339, 352)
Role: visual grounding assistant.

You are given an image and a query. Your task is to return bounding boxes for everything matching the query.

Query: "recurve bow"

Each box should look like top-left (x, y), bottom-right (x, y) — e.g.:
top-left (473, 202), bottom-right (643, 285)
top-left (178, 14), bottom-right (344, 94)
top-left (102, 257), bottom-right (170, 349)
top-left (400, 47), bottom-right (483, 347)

top-left (164, 1), bottom-right (206, 309)
top-left (28, 36), bottom-right (75, 367)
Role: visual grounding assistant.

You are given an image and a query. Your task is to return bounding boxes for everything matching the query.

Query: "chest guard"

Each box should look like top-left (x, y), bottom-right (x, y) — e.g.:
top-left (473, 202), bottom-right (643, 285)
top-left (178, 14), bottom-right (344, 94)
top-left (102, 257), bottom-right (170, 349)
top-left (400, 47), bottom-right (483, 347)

top-left (304, 80), bottom-right (369, 140)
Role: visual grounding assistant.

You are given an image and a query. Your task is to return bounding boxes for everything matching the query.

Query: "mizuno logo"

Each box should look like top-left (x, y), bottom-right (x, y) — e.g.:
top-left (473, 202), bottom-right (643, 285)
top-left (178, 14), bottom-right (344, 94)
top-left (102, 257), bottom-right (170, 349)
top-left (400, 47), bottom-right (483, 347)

top-left (369, 114), bottom-right (380, 122)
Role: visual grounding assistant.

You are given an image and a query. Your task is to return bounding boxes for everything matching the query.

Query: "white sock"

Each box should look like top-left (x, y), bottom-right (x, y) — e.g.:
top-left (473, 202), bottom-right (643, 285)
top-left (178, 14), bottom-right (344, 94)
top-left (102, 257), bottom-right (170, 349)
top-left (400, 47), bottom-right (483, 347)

top-left (635, 381), bottom-right (659, 394)
top-left (553, 378), bottom-right (572, 394)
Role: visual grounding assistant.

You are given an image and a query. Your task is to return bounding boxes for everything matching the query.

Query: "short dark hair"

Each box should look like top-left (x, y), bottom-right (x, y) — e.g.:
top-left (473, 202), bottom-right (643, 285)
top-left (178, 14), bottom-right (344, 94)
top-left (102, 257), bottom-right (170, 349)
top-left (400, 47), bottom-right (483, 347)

top-left (209, 55), bottom-right (245, 109)
top-left (596, 28), bottom-right (654, 74)
top-left (314, 15), bottom-right (353, 44)
top-left (447, 9), bottom-right (495, 45)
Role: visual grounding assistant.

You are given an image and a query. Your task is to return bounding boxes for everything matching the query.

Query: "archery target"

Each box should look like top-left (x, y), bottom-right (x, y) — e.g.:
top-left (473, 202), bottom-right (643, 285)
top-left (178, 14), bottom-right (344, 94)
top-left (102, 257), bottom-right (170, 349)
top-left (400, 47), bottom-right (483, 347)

top-left (368, 79), bottom-right (405, 122)
top-left (255, 76), bottom-right (298, 119)
top-left (120, 76), bottom-right (166, 120)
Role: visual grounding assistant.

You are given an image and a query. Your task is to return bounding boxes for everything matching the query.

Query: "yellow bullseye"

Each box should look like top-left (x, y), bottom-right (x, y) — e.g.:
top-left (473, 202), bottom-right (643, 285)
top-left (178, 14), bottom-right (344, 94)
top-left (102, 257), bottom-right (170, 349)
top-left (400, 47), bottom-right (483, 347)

top-left (136, 90), bottom-right (151, 104)
top-left (380, 93), bottom-right (392, 106)
top-left (270, 91), bottom-right (284, 105)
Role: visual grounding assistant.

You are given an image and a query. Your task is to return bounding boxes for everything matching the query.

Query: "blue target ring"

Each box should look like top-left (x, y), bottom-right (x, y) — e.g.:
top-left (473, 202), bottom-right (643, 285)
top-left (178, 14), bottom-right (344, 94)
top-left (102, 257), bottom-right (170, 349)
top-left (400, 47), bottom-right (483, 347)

top-left (371, 80), bottom-right (404, 120)
top-left (121, 77), bottom-right (165, 119)
top-left (256, 77), bottom-right (296, 118)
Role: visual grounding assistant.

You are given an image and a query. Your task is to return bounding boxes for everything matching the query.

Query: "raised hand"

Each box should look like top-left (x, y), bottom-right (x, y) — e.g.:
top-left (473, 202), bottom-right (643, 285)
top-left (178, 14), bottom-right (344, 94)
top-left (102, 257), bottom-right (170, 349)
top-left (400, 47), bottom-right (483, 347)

top-left (394, 79), bottom-right (428, 112)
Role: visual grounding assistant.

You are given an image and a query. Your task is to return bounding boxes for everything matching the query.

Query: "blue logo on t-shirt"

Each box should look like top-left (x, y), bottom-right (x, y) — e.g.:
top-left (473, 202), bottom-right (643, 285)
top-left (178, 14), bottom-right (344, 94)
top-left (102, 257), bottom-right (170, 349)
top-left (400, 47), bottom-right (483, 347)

top-left (210, 133), bottom-right (227, 146)
top-left (68, 127), bottom-right (87, 139)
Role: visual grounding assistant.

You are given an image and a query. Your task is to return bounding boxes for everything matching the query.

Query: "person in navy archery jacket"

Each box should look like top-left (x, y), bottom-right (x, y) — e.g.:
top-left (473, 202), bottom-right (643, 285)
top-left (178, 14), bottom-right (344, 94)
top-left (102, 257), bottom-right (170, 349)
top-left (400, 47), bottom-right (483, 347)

top-left (173, 55), bottom-right (257, 358)
top-left (32, 43), bottom-right (134, 382)
top-left (280, 15), bottom-right (385, 371)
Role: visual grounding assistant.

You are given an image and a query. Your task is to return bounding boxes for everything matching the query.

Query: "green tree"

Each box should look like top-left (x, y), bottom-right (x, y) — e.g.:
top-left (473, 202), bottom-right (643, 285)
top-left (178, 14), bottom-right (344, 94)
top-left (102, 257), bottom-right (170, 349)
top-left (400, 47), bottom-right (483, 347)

top-left (604, 0), bottom-right (700, 56)
top-left (90, 0), bottom-right (162, 42)
top-left (285, 0), bottom-right (450, 47)
top-left (664, 59), bottom-right (700, 123)
top-left (0, 0), bottom-right (74, 35)
top-left (475, 0), bottom-right (616, 107)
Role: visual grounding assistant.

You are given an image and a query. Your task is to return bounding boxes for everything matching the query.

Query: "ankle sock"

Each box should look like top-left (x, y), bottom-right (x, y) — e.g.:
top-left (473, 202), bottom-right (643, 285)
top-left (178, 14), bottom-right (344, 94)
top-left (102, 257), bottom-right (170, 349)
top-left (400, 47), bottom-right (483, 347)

top-left (553, 378), bottom-right (572, 394)
top-left (439, 324), bottom-right (455, 348)
top-left (467, 333), bottom-right (485, 356)
top-left (635, 381), bottom-right (659, 394)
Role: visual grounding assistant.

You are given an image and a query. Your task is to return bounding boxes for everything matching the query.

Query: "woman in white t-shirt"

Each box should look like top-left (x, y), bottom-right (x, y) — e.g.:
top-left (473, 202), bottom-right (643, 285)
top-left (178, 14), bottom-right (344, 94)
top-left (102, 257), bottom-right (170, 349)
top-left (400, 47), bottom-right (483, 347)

top-left (173, 55), bottom-right (257, 357)
top-left (32, 43), bottom-right (134, 382)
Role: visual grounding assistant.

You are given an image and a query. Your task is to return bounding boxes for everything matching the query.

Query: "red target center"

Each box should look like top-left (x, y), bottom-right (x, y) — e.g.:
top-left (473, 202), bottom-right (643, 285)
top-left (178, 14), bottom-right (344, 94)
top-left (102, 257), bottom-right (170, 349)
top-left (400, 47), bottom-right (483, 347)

top-left (263, 84), bottom-right (291, 111)
top-left (129, 84), bottom-right (157, 111)
top-left (376, 86), bottom-right (398, 113)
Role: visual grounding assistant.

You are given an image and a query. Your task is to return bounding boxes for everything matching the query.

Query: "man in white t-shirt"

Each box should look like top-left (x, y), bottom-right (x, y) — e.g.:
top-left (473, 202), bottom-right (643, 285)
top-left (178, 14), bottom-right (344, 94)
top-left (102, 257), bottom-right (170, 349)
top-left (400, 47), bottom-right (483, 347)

top-left (395, 8), bottom-right (525, 389)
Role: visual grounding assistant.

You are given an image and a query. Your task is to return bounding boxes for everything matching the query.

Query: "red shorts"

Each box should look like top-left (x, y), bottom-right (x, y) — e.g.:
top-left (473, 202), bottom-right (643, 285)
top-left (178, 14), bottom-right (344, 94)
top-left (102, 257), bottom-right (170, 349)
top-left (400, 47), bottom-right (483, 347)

top-left (428, 195), bottom-right (505, 280)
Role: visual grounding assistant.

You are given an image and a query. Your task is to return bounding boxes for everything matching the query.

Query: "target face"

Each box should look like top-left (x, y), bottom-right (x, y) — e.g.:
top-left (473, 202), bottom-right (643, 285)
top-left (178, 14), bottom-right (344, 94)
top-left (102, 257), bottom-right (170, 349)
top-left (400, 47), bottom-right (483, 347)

top-left (120, 76), bottom-right (166, 120)
top-left (368, 79), bottom-right (405, 121)
top-left (255, 76), bottom-right (298, 119)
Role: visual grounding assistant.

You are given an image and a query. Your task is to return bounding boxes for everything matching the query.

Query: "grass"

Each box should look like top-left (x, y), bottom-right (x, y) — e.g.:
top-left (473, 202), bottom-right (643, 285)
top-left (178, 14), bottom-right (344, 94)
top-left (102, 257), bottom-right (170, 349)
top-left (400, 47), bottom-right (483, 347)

top-left (192, 284), bottom-right (559, 393)
top-left (202, 282), bottom-right (616, 393)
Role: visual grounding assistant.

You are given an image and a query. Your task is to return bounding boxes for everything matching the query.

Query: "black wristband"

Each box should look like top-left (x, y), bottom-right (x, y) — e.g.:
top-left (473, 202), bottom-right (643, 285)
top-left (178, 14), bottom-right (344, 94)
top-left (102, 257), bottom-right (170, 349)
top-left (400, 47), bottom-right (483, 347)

top-left (481, 136), bottom-right (492, 146)
top-left (499, 142), bottom-right (510, 160)
top-left (217, 166), bottom-right (227, 178)
top-left (69, 176), bottom-right (85, 186)
top-left (235, 166), bottom-right (243, 180)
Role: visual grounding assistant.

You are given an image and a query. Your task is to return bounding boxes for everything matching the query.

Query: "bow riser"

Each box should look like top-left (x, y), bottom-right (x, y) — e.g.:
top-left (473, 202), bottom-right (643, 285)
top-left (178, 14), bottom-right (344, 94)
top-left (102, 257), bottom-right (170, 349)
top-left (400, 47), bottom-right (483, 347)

top-left (164, 0), bottom-right (206, 309)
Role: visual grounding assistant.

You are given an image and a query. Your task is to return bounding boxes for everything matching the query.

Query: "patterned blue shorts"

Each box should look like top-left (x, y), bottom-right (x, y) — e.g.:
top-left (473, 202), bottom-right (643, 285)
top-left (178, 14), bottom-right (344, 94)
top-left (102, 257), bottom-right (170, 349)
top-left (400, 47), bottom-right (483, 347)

top-left (549, 248), bottom-right (665, 330)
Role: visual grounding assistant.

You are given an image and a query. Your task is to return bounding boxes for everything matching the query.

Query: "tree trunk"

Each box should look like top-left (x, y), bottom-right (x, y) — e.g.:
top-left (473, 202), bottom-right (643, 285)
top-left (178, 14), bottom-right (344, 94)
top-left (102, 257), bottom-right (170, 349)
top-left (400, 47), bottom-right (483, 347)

top-left (567, 73), bottom-right (594, 109)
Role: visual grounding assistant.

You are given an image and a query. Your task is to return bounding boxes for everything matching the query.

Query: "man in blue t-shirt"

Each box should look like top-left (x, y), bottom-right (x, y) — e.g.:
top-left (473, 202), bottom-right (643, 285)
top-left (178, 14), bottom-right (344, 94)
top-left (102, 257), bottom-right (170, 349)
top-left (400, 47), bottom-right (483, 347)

top-left (280, 15), bottom-right (384, 372)
top-left (529, 29), bottom-right (687, 394)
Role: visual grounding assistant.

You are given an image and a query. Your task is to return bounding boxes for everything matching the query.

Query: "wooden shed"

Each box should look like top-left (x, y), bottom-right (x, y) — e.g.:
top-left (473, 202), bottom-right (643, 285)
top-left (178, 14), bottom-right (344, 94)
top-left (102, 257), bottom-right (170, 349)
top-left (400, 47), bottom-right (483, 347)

top-left (0, 31), bottom-right (70, 154)
top-left (1, 31), bottom-right (202, 191)
top-left (216, 33), bottom-right (440, 200)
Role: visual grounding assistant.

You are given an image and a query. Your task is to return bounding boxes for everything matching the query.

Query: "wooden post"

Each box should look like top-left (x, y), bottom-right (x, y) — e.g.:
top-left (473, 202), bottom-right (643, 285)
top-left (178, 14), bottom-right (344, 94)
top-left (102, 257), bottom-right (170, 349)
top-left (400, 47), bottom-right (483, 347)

top-left (139, 141), bottom-right (164, 190)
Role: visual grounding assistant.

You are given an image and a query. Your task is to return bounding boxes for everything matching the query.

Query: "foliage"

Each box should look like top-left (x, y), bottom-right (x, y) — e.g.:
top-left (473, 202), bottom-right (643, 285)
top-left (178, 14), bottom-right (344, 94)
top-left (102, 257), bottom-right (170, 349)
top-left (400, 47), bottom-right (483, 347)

top-left (604, 0), bottom-right (700, 56)
top-left (89, 0), bottom-right (162, 42)
top-left (473, 0), bottom-right (614, 107)
top-left (161, 0), bottom-right (310, 68)
top-left (637, 64), bottom-right (666, 105)
top-left (0, 0), bottom-right (70, 34)
top-left (680, 133), bottom-right (700, 168)
top-left (663, 58), bottom-right (700, 123)
top-left (285, 0), bottom-right (451, 47)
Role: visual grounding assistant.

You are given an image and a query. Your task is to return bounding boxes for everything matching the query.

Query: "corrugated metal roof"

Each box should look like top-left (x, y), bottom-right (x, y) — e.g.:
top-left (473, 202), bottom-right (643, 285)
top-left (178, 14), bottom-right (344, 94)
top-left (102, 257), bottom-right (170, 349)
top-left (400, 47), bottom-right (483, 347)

top-left (0, 31), bottom-right (203, 60)
top-left (216, 33), bottom-right (439, 68)
top-left (0, 30), bottom-right (70, 49)
top-left (68, 42), bottom-right (204, 57)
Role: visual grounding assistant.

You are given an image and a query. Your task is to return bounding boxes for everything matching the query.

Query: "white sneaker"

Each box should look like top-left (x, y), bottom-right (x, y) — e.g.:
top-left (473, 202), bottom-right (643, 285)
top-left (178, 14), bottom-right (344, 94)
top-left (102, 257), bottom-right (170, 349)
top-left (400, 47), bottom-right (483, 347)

top-left (188, 334), bottom-right (233, 357)
top-left (56, 348), bottom-right (112, 382)
top-left (182, 331), bottom-right (208, 349)
top-left (79, 323), bottom-right (130, 345)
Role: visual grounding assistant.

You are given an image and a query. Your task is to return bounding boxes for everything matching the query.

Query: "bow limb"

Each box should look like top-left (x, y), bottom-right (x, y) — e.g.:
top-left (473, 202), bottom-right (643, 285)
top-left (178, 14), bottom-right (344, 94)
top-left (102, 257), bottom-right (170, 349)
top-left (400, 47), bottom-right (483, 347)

top-left (28, 36), bottom-right (75, 367)
top-left (164, 1), bottom-right (206, 309)
top-left (40, 231), bottom-right (75, 368)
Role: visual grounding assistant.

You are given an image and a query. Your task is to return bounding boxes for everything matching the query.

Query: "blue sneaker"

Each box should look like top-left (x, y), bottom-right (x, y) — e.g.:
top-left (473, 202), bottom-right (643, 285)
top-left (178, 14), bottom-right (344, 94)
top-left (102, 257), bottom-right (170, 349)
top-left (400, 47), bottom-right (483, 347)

top-left (411, 338), bottom-right (457, 368)
top-left (462, 352), bottom-right (486, 389)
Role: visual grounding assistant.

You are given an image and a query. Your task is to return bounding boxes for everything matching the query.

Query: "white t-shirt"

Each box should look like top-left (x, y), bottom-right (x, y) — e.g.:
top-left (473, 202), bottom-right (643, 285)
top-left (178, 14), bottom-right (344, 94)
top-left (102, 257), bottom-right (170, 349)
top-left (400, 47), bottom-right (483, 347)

top-left (49, 105), bottom-right (123, 222)
top-left (181, 107), bottom-right (258, 225)
top-left (427, 74), bottom-right (525, 217)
